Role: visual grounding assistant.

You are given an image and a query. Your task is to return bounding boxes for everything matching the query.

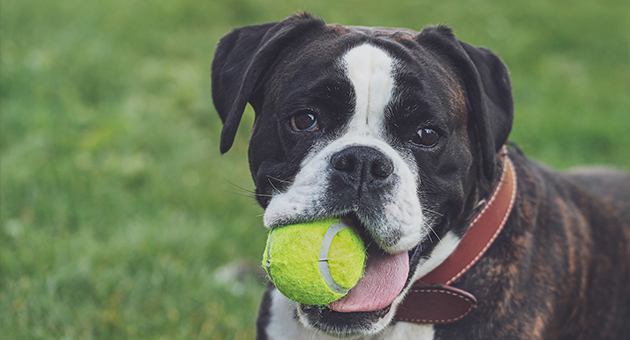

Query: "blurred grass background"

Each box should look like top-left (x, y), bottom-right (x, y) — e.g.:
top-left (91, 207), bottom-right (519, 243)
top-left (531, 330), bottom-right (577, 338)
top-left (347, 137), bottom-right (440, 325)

top-left (1, 0), bottom-right (628, 339)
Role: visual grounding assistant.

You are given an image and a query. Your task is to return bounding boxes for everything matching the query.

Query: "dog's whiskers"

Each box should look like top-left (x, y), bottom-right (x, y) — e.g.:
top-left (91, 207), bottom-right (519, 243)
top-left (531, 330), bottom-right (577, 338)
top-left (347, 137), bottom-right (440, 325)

top-left (422, 207), bottom-right (444, 217)
top-left (224, 179), bottom-right (273, 198)
top-left (224, 179), bottom-right (255, 193)
top-left (266, 176), bottom-right (284, 194)
top-left (266, 175), bottom-right (292, 184)
top-left (429, 226), bottom-right (442, 243)
top-left (228, 190), bottom-right (274, 198)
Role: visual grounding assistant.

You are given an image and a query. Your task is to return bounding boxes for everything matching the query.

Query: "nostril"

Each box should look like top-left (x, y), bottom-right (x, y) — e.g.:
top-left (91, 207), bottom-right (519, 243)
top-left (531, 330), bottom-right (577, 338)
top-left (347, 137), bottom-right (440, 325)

top-left (332, 153), bottom-right (355, 173)
top-left (371, 159), bottom-right (394, 178)
top-left (331, 146), bottom-right (394, 181)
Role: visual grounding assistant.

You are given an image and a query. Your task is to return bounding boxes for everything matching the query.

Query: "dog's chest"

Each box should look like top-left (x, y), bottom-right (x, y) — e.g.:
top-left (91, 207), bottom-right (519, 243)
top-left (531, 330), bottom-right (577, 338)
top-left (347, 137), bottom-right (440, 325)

top-left (265, 288), bottom-right (436, 340)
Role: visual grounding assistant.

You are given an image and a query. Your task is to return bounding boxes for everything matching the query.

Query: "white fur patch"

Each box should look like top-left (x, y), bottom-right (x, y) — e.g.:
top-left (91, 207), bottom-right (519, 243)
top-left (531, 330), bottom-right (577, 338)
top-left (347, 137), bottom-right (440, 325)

top-left (265, 287), bottom-right (436, 340)
top-left (377, 323), bottom-right (436, 340)
top-left (411, 231), bottom-right (463, 281)
top-left (343, 44), bottom-right (394, 138)
top-left (266, 288), bottom-right (337, 340)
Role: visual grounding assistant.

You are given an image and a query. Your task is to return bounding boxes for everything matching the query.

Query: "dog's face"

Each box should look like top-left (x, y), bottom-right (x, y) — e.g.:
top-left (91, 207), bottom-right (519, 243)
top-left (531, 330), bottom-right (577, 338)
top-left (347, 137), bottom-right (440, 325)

top-left (212, 14), bottom-right (513, 337)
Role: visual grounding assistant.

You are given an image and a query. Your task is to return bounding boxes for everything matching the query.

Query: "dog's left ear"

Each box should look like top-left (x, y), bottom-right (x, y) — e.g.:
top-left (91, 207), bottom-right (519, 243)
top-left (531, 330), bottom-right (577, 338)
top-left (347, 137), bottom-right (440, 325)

top-left (211, 13), bottom-right (326, 154)
top-left (417, 26), bottom-right (514, 180)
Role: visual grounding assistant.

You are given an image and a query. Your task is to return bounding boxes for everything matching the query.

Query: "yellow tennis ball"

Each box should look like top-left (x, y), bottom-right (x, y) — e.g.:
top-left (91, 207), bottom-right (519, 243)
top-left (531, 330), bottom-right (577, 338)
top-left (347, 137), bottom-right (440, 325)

top-left (262, 218), bottom-right (366, 306)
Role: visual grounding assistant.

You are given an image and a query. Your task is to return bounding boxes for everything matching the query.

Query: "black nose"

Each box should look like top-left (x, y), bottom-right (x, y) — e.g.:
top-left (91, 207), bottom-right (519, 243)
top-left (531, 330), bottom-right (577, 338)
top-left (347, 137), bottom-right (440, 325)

top-left (330, 146), bottom-right (394, 183)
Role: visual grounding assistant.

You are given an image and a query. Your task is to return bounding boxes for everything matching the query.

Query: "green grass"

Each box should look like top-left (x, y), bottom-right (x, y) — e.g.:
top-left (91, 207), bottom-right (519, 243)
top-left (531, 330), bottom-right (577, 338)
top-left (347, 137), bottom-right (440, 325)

top-left (1, 0), bottom-right (628, 339)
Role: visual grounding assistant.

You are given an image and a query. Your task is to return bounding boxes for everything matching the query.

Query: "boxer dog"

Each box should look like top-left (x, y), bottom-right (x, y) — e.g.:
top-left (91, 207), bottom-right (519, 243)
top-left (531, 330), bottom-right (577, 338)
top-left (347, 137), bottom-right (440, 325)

top-left (211, 13), bottom-right (630, 340)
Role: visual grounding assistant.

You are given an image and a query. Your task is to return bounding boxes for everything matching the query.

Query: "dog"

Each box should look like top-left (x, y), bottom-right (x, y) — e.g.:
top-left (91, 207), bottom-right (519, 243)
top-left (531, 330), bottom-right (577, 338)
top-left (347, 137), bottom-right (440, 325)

top-left (211, 13), bottom-right (630, 340)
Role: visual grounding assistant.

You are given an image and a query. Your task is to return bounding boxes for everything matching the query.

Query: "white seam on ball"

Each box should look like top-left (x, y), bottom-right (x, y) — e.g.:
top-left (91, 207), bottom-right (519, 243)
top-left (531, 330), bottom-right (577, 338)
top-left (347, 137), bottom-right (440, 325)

top-left (318, 222), bottom-right (349, 294)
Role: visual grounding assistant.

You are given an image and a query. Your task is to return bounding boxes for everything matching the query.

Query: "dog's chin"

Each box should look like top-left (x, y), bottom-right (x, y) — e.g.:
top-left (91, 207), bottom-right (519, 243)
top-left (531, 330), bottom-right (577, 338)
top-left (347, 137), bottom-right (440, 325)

top-left (295, 243), bottom-right (424, 338)
top-left (297, 303), bottom-right (395, 338)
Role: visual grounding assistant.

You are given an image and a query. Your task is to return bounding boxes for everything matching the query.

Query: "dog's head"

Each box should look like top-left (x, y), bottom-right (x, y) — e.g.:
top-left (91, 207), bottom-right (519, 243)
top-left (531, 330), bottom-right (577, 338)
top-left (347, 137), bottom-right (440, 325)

top-left (212, 13), bottom-right (513, 337)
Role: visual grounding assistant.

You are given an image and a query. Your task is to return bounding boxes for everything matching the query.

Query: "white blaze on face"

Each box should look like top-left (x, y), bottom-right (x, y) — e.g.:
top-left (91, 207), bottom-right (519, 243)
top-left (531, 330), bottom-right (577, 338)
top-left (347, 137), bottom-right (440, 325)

top-left (263, 43), bottom-right (426, 254)
top-left (343, 44), bottom-right (394, 139)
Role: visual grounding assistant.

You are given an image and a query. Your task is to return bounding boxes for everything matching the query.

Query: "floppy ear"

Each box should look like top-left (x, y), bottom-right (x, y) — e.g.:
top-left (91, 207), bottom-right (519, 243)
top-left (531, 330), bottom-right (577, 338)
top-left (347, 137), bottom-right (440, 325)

top-left (416, 26), bottom-right (513, 180)
top-left (211, 13), bottom-right (326, 154)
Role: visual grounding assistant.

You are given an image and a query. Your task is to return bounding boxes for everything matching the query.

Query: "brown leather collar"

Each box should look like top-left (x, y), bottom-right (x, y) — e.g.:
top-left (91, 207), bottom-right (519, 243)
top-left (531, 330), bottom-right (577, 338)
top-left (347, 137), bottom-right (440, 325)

top-left (394, 151), bottom-right (517, 324)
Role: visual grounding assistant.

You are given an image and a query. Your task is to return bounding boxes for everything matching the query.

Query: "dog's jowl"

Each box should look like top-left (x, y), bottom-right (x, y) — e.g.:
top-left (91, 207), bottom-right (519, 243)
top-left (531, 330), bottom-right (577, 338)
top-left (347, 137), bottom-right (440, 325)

top-left (211, 13), bottom-right (630, 340)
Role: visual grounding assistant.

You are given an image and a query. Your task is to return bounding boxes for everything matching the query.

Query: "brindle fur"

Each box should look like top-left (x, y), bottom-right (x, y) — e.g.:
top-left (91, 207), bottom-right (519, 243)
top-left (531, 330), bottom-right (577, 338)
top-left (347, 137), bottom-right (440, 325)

top-left (439, 146), bottom-right (630, 339)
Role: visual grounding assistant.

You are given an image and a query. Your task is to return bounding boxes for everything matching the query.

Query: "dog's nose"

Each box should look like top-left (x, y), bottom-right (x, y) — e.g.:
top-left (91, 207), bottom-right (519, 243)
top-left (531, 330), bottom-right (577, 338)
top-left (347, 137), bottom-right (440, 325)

top-left (330, 146), bottom-right (394, 183)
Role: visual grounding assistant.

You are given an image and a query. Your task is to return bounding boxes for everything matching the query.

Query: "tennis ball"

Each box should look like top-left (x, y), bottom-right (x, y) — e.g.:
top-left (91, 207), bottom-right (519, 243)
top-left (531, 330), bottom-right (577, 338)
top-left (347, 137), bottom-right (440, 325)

top-left (262, 218), bottom-right (366, 306)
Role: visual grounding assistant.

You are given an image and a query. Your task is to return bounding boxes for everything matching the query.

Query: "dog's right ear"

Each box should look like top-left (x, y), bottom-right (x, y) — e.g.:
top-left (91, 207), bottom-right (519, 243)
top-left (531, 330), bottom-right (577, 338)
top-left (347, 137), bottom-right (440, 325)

top-left (211, 13), bottom-right (326, 154)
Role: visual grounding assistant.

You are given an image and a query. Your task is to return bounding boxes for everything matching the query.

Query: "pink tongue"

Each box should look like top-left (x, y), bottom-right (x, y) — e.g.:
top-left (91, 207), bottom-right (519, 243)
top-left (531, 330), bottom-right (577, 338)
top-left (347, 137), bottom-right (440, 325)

top-left (328, 245), bottom-right (409, 313)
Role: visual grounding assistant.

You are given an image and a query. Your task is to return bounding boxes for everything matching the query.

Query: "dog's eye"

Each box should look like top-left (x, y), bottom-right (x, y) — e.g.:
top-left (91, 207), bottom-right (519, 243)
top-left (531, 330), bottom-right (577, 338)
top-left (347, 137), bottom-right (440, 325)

top-left (412, 128), bottom-right (439, 146)
top-left (290, 111), bottom-right (319, 132)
